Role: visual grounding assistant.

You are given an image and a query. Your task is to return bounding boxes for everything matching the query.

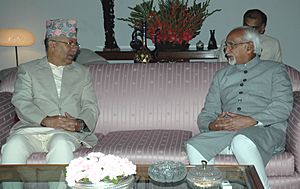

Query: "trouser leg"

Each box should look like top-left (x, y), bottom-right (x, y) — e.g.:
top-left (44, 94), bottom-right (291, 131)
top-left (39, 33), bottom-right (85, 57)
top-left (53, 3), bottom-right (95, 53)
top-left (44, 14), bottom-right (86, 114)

top-left (1, 134), bottom-right (36, 164)
top-left (46, 133), bottom-right (80, 164)
top-left (46, 134), bottom-right (80, 189)
top-left (48, 163), bottom-right (67, 189)
top-left (231, 134), bottom-right (270, 189)
top-left (1, 182), bottom-right (23, 189)
top-left (186, 143), bottom-right (215, 165)
top-left (48, 181), bottom-right (67, 189)
top-left (1, 134), bottom-right (38, 189)
top-left (187, 135), bottom-right (270, 189)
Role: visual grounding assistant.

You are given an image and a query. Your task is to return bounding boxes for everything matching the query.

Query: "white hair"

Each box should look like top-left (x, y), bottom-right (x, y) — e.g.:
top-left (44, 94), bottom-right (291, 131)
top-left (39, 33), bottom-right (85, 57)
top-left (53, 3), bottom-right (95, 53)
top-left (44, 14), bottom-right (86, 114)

top-left (239, 26), bottom-right (262, 56)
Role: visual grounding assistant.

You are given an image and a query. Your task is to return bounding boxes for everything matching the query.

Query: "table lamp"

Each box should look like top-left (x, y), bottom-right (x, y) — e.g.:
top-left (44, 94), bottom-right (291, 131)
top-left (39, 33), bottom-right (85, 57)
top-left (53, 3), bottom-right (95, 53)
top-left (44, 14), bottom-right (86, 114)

top-left (0, 28), bottom-right (35, 67)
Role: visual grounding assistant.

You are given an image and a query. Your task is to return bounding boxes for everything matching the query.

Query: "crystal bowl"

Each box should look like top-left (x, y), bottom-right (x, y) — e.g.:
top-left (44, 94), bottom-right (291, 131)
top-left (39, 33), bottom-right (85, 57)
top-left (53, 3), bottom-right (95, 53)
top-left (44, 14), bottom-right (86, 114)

top-left (148, 160), bottom-right (187, 183)
top-left (186, 161), bottom-right (223, 189)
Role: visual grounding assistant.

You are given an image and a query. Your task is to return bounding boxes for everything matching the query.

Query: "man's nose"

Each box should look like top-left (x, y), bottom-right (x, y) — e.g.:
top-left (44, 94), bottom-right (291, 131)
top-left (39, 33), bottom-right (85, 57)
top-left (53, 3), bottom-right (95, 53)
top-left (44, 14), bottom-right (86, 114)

top-left (224, 46), bottom-right (230, 54)
top-left (70, 46), bottom-right (78, 53)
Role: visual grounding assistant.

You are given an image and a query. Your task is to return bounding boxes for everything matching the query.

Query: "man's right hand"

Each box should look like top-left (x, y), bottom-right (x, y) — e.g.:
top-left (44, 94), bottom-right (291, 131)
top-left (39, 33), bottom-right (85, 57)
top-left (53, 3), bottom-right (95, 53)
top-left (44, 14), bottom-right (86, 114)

top-left (208, 112), bottom-right (231, 131)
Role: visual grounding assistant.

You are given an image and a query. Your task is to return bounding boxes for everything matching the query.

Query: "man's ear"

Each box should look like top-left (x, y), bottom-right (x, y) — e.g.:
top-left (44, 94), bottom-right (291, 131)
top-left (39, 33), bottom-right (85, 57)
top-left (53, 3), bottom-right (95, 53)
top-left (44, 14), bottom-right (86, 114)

top-left (245, 41), bottom-right (254, 53)
top-left (48, 40), bottom-right (56, 48)
top-left (260, 24), bottom-right (266, 34)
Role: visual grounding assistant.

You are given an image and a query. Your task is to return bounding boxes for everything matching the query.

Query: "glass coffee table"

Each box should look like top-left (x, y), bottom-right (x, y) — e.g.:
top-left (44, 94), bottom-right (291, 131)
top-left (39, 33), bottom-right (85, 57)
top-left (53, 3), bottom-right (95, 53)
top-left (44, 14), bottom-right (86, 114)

top-left (0, 164), bottom-right (263, 189)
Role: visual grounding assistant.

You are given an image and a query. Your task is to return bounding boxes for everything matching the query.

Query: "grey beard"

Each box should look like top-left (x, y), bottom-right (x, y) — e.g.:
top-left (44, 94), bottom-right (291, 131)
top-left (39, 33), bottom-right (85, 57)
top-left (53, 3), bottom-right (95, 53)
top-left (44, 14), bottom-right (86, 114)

top-left (227, 56), bottom-right (236, 65)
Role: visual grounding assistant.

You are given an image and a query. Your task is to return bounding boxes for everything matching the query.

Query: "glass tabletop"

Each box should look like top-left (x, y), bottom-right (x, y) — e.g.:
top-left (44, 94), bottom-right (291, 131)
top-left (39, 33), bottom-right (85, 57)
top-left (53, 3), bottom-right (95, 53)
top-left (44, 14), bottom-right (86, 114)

top-left (136, 164), bottom-right (263, 189)
top-left (0, 164), bottom-right (263, 189)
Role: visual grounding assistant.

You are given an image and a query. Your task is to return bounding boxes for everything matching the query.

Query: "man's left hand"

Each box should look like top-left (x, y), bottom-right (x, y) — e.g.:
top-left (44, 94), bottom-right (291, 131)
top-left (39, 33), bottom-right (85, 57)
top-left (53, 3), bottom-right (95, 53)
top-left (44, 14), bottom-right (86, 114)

top-left (64, 112), bottom-right (81, 132)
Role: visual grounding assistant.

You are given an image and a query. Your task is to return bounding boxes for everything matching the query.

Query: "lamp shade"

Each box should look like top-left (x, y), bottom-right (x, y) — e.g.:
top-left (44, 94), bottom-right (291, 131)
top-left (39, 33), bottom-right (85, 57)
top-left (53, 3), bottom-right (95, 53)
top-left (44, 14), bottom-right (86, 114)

top-left (0, 28), bottom-right (35, 47)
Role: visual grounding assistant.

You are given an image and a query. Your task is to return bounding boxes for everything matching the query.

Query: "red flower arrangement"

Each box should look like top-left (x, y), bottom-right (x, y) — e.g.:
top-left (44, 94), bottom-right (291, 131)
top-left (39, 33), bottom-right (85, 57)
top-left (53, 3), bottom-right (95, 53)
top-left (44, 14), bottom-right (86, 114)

top-left (118, 0), bottom-right (221, 47)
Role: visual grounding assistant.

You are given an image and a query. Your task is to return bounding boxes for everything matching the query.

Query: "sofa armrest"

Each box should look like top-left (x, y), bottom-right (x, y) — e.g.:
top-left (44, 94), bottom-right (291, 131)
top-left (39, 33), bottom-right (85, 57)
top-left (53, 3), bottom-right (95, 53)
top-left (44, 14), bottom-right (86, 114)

top-left (0, 92), bottom-right (17, 148)
top-left (286, 91), bottom-right (300, 172)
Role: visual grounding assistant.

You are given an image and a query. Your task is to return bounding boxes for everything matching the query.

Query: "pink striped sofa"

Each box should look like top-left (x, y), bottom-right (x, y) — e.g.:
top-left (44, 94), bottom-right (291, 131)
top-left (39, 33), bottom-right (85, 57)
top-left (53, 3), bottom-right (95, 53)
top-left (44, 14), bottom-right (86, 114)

top-left (1, 62), bottom-right (300, 188)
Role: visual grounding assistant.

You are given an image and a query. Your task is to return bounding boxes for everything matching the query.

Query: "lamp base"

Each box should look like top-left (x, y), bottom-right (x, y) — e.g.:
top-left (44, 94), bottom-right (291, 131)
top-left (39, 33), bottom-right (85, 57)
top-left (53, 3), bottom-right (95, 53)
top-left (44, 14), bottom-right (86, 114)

top-left (14, 46), bottom-right (19, 67)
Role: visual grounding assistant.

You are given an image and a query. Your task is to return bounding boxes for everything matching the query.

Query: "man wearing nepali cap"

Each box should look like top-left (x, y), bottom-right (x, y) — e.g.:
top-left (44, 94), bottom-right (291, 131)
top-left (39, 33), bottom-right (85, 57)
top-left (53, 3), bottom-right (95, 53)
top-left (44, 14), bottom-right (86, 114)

top-left (1, 19), bottom-right (99, 165)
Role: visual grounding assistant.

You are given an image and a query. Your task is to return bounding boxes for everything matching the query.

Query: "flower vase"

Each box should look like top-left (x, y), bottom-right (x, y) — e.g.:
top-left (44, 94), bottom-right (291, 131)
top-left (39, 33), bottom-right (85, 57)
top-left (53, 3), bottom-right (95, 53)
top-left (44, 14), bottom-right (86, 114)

top-left (196, 40), bottom-right (204, 51)
top-left (72, 175), bottom-right (135, 189)
top-left (130, 27), bottom-right (142, 51)
top-left (134, 21), bottom-right (153, 63)
top-left (207, 30), bottom-right (218, 50)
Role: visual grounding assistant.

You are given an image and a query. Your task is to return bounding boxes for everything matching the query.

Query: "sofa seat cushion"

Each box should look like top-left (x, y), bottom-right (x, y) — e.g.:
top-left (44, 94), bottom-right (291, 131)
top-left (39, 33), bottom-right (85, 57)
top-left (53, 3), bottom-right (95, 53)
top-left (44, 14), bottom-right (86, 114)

top-left (91, 129), bottom-right (192, 164)
top-left (215, 152), bottom-right (295, 177)
top-left (268, 174), bottom-right (300, 189)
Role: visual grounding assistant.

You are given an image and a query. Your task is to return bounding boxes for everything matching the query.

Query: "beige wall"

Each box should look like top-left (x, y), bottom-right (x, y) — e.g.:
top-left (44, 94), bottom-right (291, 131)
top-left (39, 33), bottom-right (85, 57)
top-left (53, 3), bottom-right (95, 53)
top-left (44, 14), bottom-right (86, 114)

top-left (0, 0), bottom-right (299, 71)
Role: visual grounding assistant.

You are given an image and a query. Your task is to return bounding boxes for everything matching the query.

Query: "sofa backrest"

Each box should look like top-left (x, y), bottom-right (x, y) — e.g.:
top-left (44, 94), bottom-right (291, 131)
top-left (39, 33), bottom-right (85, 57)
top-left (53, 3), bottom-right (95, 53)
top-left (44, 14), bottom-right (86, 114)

top-left (89, 62), bottom-right (226, 134)
top-left (88, 62), bottom-right (300, 135)
top-left (1, 62), bottom-right (300, 135)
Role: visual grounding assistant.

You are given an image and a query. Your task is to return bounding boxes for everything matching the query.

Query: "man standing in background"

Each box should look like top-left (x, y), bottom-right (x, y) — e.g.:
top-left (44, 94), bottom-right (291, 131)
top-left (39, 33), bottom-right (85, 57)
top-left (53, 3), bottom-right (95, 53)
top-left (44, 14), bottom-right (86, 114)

top-left (219, 9), bottom-right (282, 63)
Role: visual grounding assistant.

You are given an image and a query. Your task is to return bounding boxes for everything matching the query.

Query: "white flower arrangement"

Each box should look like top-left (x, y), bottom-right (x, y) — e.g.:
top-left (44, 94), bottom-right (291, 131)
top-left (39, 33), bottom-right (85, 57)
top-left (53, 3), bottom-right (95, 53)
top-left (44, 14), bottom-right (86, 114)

top-left (65, 152), bottom-right (136, 187)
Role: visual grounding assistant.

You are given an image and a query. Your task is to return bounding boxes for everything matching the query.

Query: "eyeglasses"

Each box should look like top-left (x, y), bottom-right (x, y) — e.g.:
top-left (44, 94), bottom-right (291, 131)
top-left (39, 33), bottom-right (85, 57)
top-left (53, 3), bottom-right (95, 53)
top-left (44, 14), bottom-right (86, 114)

top-left (50, 40), bottom-right (80, 48)
top-left (223, 41), bottom-right (250, 49)
top-left (244, 24), bottom-right (262, 31)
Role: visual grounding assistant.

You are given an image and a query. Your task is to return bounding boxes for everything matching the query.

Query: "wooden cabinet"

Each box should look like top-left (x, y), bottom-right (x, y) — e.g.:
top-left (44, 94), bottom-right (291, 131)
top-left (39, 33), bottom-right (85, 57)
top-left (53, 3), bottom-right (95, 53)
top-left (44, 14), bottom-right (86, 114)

top-left (95, 50), bottom-right (219, 62)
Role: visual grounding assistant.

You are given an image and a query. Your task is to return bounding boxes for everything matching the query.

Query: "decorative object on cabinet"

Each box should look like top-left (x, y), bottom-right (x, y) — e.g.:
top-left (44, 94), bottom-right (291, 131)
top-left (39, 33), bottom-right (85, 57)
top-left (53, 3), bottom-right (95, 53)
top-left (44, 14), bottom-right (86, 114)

top-left (196, 40), bottom-right (205, 51)
top-left (133, 21), bottom-right (155, 63)
top-left (118, 0), bottom-right (221, 49)
top-left (101, 0), bottom-right (120, 51)
top-left (130, 28), bottom-right (143, 51)
top-left (207, 29), bottom-right (218, 50)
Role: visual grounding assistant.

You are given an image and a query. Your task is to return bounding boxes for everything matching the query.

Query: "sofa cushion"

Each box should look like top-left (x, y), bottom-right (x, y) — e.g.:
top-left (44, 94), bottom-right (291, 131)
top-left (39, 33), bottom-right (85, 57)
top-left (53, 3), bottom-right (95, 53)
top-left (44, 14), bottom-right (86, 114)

top-left (268, 174), bottom-right (300, 189)
top-left (215, 152), bottom-right (294, 177)
top-left (286, 65), bottom-right (300, 91)
top-left (286, 91), bottom-right (300, 173)
top-left (89, 63), bottom-right (226, 135)
top-left (0, 70), bottom-right (16, 93)
top-left (0, 67), bottom-right (17, 82)
top-left (265, 152), bottom-right (295, 177)
top-left (18, 130), bottom-right (188, 164)
top-left (75, 48), bottom-right (108, 64)
top-left (91, 129), bottom-right (192, 164)
top-left (0, 92), bottom-right (17, 147)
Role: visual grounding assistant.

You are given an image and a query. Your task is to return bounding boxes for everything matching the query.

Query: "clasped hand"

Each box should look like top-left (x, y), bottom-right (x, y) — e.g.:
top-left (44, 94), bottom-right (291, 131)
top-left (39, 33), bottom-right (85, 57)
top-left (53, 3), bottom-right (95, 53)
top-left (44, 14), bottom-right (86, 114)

top-left (208, 112), bottom-right (257, 131)
top-left (40, 112), bottom-right (80, 132)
